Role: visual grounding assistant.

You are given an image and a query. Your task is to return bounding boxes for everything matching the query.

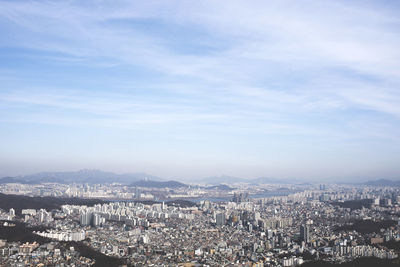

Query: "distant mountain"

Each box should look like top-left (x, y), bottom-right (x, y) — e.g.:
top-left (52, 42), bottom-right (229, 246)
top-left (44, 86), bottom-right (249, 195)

top-left (205, 184), bottom-right (235, 191)
top-left (130, 180), bottom-right (188, 188)
top-left (364, 179), bottom-right (400, 187)
top-left (200, 175), bottom-right (247, 184)
top-left (0, 177), bottom-right (29, 184)
top-left (249, 177), bottom-right (297, 184)
top-left (1, 169), bottom-right (162, 185)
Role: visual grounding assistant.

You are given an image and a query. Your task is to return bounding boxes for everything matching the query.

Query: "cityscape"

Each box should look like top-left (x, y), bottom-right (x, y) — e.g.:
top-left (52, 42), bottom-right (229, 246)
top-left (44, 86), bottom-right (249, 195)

top-left (1, 0), bottom-right (400, 266)
top-left (1, 174), bottom-right (400, 266)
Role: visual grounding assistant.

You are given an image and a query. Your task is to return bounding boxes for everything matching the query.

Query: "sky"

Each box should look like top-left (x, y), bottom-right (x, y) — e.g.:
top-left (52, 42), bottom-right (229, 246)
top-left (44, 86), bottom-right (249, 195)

top-left (0, 0), bottom-right (400, 181)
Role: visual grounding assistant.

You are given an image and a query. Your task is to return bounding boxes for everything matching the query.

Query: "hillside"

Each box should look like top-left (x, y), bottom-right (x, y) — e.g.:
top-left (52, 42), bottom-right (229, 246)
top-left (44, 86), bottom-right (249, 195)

top-left (0, 220), bottom-right (124, 267)
top-left (0, 193), bottom-right (105, 215)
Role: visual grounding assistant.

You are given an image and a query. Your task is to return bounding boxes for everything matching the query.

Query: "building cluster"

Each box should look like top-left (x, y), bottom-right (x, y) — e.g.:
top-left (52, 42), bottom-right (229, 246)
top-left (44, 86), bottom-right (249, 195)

top-left (0, 240), bottom-right (94, 266)
top-left (35, 230), bottom-right (86, 242)
top-left (0, 180), bottom-right (295, 202)
top-left (0, 184), bottom-right (400, 266)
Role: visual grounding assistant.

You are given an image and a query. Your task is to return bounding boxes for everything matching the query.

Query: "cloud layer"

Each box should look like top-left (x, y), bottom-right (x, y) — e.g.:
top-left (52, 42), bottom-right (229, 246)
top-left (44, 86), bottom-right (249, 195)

top-left (0, 0), bottom-right (400, 180)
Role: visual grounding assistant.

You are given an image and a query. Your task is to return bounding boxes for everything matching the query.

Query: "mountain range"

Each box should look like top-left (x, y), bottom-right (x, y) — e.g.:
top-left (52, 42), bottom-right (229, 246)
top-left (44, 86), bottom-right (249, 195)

top-left (2, 169), bottom-right (398, 187)
top-left (364, 179), bottom-right (400, 187)
top-left (0, 169), bottom-right (161, 185)
top-left (1, 171), bottom-right (298, 185)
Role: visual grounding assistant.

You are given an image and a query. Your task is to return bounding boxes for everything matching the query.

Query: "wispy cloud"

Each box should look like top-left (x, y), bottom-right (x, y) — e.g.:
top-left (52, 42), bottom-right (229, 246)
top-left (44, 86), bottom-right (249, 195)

top-left (0, 0), bottom-right (400, 178)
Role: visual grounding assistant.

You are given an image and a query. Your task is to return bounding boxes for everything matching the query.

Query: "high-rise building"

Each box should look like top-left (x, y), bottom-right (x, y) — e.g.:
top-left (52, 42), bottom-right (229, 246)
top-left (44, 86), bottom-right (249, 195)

top-left (300, 225), bottom-right (310, 243)
top-left (92, 214), bottom-right (101, 227)
top-left (216, 212), bottom-right (225, 226)
top-left (80, 212), bottom-right (92, 226)
top-left (135, 187), bottom-right (141, 199)
top-left (38, 210), bottom-right (47, 223)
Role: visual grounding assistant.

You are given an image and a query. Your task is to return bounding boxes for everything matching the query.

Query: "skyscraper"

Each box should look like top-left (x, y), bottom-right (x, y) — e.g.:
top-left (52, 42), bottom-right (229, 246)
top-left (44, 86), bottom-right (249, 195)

top-left (300, 225), bottom-right (310, 243)
top-left (92, 214), bottom-right (101, 227)
top-left (135, 187), bottom-right (141, 199)
top-left (216, 212), bottom-right (225, 226)
top-left (80, 212), bottom-right (92, 226)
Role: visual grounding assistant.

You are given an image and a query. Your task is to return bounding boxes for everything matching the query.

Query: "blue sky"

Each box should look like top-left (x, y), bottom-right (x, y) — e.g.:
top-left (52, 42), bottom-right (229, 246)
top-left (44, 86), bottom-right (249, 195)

top-left (1, 0), bottom-right (400, 181)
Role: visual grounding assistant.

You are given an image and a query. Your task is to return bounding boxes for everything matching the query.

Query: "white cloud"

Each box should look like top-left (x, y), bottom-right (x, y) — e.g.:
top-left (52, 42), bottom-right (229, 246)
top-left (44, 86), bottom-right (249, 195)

top-left (1, 0), bottom-right (400, 178)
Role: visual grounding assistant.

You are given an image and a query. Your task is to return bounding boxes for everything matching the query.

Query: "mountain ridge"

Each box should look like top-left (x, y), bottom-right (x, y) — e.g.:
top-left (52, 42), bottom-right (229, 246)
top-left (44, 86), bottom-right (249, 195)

top-left (364, 179), bottom-right (400, 187)
top-left (3, 170), bottom-right (397, 186)
top-left (1, 169), bottom-right (162, 185)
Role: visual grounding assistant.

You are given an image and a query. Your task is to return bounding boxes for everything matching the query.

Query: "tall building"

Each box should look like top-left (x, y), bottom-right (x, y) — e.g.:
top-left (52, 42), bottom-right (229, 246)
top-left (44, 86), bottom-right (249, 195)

top-left (135, 187), bottom-right (141, 199)
top-left (38, 210), bottom-right (48, 223)
top-left (80, 212), bottom-right (92, 226)
top-left (216, 212), bottom-right (225, 226)
top-left (300, 225), bottom-right (310, 243)
top-left (92, 214), bottom-right (101, 227)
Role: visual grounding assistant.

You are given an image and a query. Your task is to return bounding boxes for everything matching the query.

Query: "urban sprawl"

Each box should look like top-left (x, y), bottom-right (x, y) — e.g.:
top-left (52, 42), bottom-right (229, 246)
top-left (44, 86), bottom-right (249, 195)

top-left (1, 182), bottom-right (400, 266)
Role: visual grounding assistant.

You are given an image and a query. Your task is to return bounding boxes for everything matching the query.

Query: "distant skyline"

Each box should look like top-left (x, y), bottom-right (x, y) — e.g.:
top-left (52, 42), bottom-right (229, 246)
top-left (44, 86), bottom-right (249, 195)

top-left (1, 1), bottom-right (400, 181)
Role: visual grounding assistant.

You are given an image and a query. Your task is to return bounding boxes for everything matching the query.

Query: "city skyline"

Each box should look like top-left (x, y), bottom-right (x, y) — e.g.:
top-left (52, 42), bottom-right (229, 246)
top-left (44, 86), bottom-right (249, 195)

top-left (1, 1), bottom-right (400, 180)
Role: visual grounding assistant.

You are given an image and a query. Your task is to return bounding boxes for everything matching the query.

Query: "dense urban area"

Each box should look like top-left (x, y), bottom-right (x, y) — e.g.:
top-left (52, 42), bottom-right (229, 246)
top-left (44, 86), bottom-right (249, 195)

top-left (1, 178), bottom-right (400, 267)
